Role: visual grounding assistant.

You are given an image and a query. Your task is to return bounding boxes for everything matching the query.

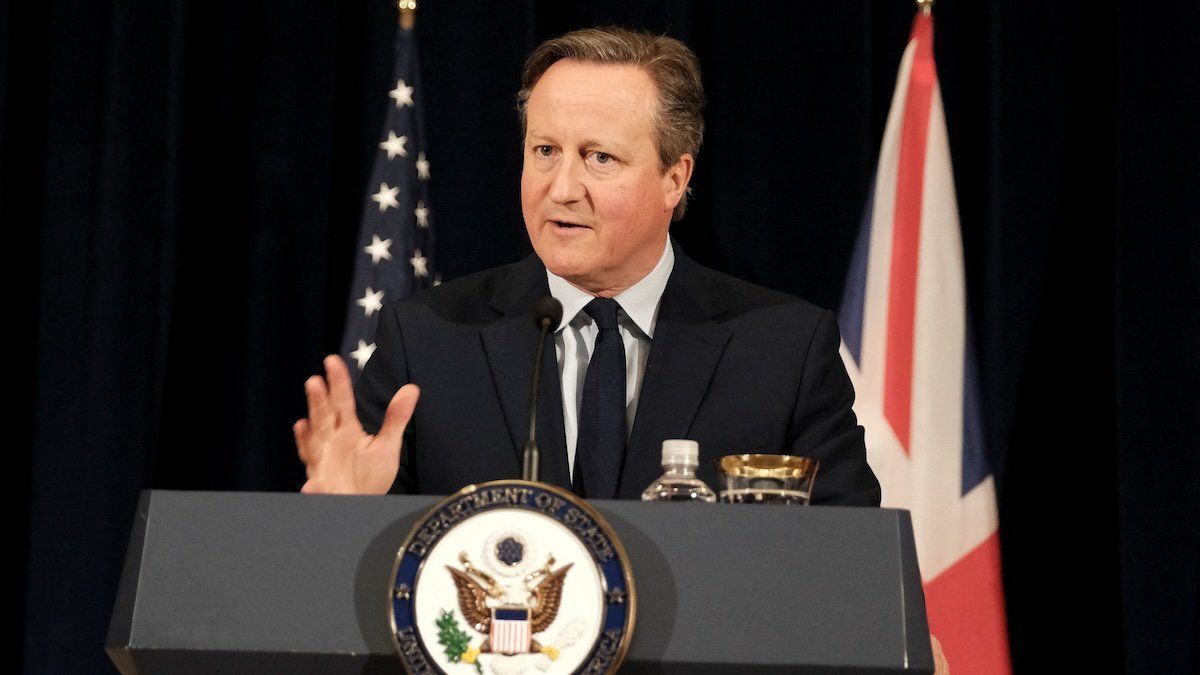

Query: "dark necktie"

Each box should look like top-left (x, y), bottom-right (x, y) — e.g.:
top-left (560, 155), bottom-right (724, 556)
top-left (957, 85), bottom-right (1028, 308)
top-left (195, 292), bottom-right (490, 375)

top-left (573, 297), bottom-right (626, 499)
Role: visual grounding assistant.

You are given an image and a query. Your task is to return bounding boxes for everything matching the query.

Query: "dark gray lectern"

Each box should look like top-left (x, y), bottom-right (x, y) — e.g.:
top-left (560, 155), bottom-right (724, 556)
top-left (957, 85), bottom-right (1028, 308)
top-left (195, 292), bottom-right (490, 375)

top-left (107, 491), bottom-right (932, 674)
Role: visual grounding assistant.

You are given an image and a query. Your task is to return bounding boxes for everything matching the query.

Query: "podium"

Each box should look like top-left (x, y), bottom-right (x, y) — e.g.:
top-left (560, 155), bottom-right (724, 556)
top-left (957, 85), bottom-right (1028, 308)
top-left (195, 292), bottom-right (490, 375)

top-left (107, 490), bottom-right (933, 674)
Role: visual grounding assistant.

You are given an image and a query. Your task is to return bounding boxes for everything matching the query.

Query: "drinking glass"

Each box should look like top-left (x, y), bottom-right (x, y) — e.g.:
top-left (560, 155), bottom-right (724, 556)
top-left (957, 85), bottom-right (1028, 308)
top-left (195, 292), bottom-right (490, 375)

top-left (718, 454), bottom-right (818, 505)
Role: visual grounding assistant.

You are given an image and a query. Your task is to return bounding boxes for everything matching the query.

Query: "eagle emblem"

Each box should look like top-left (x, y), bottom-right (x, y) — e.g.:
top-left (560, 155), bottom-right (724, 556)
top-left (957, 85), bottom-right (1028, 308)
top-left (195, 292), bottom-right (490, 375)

top-left (390, 480), bottom-right (634, 673)
top-left (446, 546), bottom-right (573, 656)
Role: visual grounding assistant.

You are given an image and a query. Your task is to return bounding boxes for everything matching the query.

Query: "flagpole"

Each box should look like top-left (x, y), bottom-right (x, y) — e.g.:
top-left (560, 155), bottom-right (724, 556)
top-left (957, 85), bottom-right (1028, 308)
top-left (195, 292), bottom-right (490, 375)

top-left (916, 0), bottom-right (933, 16)
top-left (398, 0), bottom-right (416, 29)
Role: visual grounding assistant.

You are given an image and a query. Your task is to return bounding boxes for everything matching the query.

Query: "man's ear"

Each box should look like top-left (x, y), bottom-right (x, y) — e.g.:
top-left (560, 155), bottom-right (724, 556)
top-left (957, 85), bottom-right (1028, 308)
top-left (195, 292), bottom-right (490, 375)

top-left (663, 154), bottom-right (695, 211)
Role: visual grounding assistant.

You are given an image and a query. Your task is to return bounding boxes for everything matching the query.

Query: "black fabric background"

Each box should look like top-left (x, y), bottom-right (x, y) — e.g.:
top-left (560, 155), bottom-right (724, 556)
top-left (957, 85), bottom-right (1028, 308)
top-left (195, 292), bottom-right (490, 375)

top-left (4, 1), bottom-right (1197, 672)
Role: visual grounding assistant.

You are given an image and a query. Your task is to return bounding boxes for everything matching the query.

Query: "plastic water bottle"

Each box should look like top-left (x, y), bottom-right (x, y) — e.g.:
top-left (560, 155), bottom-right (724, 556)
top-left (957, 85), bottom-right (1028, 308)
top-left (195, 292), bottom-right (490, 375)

top-left (641, 439), bottom-right (717, 503)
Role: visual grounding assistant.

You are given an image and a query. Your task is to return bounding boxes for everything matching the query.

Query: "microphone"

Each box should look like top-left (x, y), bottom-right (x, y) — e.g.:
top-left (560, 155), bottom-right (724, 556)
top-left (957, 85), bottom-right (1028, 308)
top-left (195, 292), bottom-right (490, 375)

top-left (523, 296), bottom-right (563, 482)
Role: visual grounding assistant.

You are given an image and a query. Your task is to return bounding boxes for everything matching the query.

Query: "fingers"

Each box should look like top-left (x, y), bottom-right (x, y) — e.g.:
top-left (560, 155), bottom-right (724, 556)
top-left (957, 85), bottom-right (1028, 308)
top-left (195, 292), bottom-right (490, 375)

top-left (376, 384), bottom-right (420, 451)
top-left (298, 356), bottom-right (412, 496)
top-left (323, 355), bottom-right (358, 429)
top-left (304, 373), bottom-right (335, 435)
top-left (293, 418), bottom-right (311, 461)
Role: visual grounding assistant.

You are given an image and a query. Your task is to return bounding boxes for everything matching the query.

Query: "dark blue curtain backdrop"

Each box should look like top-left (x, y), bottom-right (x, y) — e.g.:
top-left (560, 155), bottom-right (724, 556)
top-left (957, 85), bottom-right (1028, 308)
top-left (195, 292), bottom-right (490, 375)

top-left (5, 1), bottom-right (1197, 672)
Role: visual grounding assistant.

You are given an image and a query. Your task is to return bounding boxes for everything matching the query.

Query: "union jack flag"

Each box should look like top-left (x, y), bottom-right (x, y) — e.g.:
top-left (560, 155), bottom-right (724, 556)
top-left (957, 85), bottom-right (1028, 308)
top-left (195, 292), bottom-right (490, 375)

top-left (838, 11), bottom-right (1011, 673)
top-left (339, 17), bottom-right (435, 380)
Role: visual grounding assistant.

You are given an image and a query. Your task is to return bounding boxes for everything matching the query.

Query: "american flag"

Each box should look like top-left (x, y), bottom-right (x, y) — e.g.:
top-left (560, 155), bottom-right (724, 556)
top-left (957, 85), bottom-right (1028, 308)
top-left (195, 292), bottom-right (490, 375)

top-left (340, 16), bottom-right (435, 379)
top-left (491, 607), bottom-right (532, 655)
top-left (838, 10), bottom-right (1011, 673)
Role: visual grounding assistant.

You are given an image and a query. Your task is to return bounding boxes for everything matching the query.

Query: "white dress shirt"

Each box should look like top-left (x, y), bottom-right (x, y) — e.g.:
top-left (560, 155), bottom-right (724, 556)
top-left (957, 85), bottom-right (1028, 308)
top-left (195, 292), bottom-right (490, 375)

top-left (545, 239), bottom-right (675, 477)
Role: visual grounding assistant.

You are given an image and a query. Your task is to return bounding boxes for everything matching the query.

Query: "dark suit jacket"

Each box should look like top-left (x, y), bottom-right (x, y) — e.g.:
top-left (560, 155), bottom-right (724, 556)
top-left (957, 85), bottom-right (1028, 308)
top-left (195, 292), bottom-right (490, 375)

top-left (356, 244), bottom-right (880, 506)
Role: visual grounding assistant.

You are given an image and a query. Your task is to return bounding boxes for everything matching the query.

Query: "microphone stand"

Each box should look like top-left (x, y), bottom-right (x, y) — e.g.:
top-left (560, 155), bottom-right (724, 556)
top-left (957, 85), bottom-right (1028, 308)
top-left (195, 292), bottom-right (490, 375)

top-left (522, 299), bottom-right (561, 482)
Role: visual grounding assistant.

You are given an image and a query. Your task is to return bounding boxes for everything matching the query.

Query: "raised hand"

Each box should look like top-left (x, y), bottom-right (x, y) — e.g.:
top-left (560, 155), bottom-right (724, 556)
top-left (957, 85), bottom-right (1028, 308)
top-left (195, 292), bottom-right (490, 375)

top-left (294, 355), bottom-right (419, 494)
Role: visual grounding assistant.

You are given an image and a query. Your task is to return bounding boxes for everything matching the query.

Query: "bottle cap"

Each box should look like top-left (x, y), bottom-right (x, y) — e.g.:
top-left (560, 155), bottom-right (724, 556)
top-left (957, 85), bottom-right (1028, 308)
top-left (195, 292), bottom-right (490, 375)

top-left (661, 439), bottom-right (699, 467)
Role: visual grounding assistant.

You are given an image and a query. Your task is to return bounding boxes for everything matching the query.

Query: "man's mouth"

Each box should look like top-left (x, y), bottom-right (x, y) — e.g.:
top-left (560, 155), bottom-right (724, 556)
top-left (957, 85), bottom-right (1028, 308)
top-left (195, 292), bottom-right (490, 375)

top-left (551, 219), bottom-right (587, 229)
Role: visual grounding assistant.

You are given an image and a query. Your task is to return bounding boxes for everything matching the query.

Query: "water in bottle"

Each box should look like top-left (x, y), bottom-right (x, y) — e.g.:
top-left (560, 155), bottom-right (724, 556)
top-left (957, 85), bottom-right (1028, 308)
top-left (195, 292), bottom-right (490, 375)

top-left (641, 439), bottom-right (716, 503)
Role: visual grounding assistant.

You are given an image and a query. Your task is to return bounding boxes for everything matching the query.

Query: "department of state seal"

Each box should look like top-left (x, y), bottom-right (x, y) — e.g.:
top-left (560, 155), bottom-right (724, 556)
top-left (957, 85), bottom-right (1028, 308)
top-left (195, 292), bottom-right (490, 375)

top-left (390, 480), bottom-right (635, 675)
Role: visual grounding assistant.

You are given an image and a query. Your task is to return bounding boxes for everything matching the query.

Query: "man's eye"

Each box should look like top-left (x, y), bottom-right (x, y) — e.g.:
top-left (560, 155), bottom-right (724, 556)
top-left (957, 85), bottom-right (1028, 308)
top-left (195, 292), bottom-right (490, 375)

top-left (535, 145), bottom-right (554, 157)
top-left (585, 151), bottom-right (614, 165)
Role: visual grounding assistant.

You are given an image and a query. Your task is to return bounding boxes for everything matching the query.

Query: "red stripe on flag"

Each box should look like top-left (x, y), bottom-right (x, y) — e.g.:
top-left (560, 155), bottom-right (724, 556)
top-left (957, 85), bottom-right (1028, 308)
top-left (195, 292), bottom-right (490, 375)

top-left (925, 531), bottom-right (1013, 674)
top-left (493, 619), bottom-right (530, 654)
top-left (883, 14), bottom-right (936, 455)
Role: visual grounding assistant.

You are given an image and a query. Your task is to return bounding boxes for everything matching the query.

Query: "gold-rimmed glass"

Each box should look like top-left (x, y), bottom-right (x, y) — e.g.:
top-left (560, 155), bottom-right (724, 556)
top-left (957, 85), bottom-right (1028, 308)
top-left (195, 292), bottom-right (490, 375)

top-left (718, 454), bottom-right (819, 505)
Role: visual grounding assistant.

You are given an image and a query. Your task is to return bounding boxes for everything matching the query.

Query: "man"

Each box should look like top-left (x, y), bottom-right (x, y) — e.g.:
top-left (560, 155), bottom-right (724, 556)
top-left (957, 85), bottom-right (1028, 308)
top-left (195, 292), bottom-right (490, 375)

top-left (295, 27), bottom-right (881, 506)
top-left (293, 29), bottom-right (957, 671)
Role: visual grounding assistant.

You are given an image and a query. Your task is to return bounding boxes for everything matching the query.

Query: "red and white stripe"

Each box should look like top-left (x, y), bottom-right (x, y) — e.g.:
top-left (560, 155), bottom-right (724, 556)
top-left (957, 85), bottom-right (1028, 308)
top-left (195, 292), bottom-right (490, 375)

top-left (491, 615), bottom-right (531, 655)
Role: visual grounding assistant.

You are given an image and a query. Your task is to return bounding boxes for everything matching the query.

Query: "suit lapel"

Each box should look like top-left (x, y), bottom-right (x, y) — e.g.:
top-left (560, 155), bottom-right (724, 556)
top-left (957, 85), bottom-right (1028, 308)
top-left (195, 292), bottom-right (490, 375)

top-left (618, 247), bottom-right (733, 498)
top-left (479, 256), bottom-right (572, 492)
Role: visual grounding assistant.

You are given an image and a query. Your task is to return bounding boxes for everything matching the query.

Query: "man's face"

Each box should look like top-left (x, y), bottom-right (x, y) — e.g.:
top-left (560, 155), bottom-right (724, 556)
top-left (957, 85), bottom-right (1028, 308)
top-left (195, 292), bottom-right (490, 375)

top-left (521, 59), bottom-right (693, 295)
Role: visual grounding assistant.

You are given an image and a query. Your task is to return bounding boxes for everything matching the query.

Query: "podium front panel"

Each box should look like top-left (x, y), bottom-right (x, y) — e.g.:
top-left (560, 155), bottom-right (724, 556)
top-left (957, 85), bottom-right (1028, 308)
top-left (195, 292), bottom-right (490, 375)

top-left (107, 490), bottom-right (932, 674)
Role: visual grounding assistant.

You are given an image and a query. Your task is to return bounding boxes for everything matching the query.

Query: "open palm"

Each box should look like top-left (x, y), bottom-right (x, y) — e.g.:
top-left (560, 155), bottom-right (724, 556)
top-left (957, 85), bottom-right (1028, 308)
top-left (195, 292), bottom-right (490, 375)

top-left (294, 355), bottom-right (419, 494)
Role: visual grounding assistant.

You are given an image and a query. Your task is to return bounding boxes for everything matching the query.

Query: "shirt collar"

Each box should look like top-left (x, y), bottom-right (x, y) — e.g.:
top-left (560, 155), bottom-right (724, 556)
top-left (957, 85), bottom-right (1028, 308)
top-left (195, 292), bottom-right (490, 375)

top-left (545, 238), bottom-right (674, 338)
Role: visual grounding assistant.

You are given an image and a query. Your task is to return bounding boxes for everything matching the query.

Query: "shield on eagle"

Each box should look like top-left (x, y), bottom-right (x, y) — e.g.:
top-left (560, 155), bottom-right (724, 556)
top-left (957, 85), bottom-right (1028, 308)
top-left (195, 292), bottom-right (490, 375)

top-left (490, 606), bottom-right (531, 655)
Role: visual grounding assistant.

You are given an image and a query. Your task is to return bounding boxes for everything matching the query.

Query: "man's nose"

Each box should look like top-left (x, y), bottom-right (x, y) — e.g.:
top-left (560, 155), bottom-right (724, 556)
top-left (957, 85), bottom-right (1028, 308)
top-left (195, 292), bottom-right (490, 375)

top-left (548, 155), bottom-right (585, 204)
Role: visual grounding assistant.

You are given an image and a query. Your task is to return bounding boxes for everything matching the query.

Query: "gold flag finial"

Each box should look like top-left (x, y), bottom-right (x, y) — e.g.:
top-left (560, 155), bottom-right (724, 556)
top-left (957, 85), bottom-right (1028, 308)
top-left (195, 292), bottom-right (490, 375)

top-left (916, 0), bottom-right (934, 16)
top-left (397, 0), bottom-right (416, 29)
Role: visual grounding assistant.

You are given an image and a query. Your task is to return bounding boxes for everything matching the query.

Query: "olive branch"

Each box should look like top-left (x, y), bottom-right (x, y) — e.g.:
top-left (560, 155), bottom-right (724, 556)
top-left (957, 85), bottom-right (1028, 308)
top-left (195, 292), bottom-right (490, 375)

top-left (436, 609), bottom-right (482, 674)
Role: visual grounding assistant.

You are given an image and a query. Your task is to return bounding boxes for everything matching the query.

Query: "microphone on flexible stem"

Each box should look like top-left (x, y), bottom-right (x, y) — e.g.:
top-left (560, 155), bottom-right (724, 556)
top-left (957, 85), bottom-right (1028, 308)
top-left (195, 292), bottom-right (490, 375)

top-left (523, 296), bottom-right (563, 482)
